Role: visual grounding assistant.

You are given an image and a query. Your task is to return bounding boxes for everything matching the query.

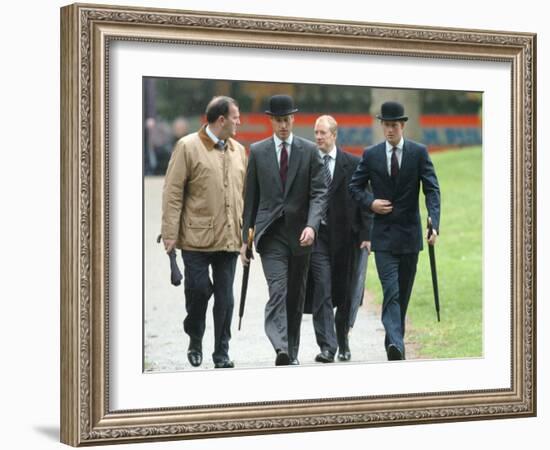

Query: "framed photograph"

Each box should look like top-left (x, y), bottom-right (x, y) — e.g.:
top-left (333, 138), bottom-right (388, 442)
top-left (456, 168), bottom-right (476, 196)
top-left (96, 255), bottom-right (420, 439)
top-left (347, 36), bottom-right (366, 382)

top-left (60, 2), bottom-right (536, 446)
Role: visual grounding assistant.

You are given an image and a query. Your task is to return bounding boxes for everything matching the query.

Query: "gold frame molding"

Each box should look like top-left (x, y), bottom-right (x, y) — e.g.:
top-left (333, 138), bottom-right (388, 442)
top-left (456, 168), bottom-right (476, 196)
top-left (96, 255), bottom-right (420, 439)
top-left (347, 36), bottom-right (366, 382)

top-left (60, 2), bottom-right (536, 446)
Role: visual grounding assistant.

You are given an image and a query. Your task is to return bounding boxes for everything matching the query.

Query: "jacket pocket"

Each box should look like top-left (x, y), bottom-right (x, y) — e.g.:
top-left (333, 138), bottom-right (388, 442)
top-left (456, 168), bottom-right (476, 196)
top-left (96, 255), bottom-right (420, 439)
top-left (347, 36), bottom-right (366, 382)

top-left (183, 215), bottom-right (214, 248)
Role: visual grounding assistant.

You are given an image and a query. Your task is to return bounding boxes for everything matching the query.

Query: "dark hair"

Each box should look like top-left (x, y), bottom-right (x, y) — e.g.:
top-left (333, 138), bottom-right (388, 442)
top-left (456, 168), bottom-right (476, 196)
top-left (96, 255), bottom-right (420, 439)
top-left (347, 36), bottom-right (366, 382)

top-left (205, 96), bottom-right (238, 124)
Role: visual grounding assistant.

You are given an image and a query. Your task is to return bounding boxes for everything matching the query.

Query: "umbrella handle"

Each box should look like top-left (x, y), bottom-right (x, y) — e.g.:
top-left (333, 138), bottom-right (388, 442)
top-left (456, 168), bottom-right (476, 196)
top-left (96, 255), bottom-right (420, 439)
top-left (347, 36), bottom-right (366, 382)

top-left (245, 228), bottom-right (254, 257)
top-left (427, 216), bottom-right (434, 241)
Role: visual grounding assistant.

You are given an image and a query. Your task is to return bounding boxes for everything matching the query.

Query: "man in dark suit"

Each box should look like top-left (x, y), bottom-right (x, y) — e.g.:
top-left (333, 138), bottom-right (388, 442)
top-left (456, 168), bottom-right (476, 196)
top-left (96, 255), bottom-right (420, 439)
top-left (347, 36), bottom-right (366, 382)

top-left (306, 115), bottom-right (373, 363)
top-left (349, 101), bottom-right (440, 361)
top-left (241, 95), bottom-right (327, 366)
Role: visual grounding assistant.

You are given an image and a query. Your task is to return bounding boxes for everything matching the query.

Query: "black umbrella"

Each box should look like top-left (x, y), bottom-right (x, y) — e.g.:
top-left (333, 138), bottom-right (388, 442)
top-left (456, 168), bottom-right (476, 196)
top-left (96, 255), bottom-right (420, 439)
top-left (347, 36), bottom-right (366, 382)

top-left (157, 234), bottom-right (182, 286)
top-left (238, 228), bottom-right (255, 330)
top-left (427, 217), bottom-right (441, 322)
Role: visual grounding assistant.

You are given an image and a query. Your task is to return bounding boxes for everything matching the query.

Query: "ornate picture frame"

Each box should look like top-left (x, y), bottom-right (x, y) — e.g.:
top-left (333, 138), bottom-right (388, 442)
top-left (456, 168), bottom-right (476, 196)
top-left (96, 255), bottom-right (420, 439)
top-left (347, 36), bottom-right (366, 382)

top-left (60, 3), bottom-right (536, 446)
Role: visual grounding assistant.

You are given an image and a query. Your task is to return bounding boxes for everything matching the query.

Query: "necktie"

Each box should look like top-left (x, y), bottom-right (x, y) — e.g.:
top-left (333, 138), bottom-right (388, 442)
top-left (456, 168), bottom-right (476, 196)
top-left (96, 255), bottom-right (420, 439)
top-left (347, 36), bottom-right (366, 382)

top-left (323, 154), bottom-right (332, 187)
top-left (321, 154), bottom-right (332, 224)
top-left (214, 140), bottom-right (225, 151)
top-left (279, 141), bottom-right (288, 187)
top-left (391, 147), bottom-right (399, 179)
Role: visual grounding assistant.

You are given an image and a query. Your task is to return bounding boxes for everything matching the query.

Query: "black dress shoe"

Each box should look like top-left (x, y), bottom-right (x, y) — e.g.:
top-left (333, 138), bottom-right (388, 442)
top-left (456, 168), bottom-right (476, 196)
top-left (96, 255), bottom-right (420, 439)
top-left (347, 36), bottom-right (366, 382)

top-left (315, 350), bottom-right (335, 363)
top-left (336, 333), bottom-right (351, 362)
top-left (387, 344), bottom-right (404, 361)
top-left (187, 349), bottom-right (203, 367)
top-left (289, 358), bottom-right (300, 365)
top-left (275, 350), bottom-right (290, 366)
top-left (337, 350), bottom-right (351, 362)
top-left (337, 337), bottom-right (351, 361)
top-left (214, 360), bottom-right (235, 369)
top-left (187, 338), bottom-right (202, 367)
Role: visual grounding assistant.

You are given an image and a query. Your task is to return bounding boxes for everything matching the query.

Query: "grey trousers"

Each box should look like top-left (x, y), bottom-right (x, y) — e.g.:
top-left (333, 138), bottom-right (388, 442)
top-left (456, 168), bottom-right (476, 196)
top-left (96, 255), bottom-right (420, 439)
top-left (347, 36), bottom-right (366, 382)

top-left (310, 227), bottom-right (338, 354)
top-left (258, 221), bottom-right (310, 361)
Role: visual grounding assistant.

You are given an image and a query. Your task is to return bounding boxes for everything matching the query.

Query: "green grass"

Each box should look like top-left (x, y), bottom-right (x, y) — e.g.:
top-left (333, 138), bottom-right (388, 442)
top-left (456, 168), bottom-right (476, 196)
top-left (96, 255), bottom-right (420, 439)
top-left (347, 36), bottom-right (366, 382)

top-left (366, 146), bottom-right (482, 359)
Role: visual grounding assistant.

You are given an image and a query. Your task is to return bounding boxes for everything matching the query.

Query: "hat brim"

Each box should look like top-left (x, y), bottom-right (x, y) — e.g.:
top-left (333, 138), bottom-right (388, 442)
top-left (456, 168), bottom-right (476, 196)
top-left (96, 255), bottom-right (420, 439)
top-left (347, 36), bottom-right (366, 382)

top-left (265, 108), bottom-right (299, 116)
top-left (376, 114), bottom-right (408, 122)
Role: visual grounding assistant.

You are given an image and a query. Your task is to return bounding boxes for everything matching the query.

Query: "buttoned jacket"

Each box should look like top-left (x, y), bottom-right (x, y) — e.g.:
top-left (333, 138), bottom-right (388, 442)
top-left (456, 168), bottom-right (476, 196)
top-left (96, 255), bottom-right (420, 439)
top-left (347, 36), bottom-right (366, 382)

top-left (349, 139), bottom-right (440, 254)
top-left (242, 135), bottom-right (327, 255)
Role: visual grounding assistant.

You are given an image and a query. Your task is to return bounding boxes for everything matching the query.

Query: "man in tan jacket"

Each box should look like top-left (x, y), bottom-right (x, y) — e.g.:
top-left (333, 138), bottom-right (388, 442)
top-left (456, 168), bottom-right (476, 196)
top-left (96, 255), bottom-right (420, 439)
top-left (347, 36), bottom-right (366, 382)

top-left (162, 96), bottom-right (246, 369)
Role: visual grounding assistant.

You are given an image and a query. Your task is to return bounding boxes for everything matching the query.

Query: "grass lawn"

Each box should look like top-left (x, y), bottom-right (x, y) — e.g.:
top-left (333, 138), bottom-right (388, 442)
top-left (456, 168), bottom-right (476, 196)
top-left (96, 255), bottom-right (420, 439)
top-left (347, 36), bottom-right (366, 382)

top-left (365, 146), bottom-right (482, 359)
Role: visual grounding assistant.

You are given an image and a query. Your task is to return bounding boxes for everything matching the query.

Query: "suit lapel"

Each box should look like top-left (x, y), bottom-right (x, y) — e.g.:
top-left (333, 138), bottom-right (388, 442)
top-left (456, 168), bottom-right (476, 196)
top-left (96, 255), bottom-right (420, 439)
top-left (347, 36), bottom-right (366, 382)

top-left (284, 137), bottom-right (303, 196)
top-left (264, 137), bottom-right (284, 192)
top-left (377, 144), bottom-right (392, 185)
top-left (331, 149), bottom-right (347, 194)
top-left (395, 140), bottom-right (412, 192)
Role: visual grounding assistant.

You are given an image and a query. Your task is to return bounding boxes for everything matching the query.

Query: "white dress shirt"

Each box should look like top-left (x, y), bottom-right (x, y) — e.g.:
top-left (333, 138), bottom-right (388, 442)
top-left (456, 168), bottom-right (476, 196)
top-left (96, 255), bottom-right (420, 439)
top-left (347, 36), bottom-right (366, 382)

top-left (385, 137), bottom-right (404, 175)
top-left (273, 133), bottom-right (294, 167)
top-left (319, 145), bottom-right (337, 179)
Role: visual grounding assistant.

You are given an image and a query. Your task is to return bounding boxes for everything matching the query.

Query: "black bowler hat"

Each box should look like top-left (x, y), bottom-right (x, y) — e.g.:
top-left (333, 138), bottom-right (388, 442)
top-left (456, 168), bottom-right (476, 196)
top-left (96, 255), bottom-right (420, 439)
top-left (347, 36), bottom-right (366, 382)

top-left (376, 101), bottom-right (409, 122)
top-left (265, 95), bottom-right (299, 116)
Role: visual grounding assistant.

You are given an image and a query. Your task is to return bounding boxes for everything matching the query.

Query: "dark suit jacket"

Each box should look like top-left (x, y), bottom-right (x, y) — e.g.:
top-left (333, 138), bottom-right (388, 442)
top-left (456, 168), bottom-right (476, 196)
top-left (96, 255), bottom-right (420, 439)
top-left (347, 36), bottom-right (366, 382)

top-left (349, 139), bottom-right (440, 254)
top-left (305, 149), bottom-right (373, 312)
top-left (242, 135), bottom-right (328, 255)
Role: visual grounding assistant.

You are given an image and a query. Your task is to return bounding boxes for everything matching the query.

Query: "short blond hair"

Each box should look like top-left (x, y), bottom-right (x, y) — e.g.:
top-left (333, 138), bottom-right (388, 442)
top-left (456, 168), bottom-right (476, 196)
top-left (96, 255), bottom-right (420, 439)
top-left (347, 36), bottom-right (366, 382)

top-left (315, 115), bottom-right (338, 135)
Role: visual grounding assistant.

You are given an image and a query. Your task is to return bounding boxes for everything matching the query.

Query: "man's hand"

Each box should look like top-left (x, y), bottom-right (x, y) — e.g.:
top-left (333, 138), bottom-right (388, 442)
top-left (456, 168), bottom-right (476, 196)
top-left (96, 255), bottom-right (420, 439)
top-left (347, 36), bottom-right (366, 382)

top-left (240, 243), bottom-right (253, 266)
top-left (370, 199), bottom-right (393, 215)
top-left (163, 238), bottom-right (176, 254)
top-left (360, 241), bottom-right (371, 253)
top-left (426, 228), bottom-right (438, 246)
top-left (299, 226), bottom-right (316, 247)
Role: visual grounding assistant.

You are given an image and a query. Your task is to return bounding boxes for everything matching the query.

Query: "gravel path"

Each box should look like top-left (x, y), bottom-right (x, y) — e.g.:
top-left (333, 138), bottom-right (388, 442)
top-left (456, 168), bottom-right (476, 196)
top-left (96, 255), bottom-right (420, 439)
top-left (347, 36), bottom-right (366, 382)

top-left (144, 176), bottom-right (395, 372)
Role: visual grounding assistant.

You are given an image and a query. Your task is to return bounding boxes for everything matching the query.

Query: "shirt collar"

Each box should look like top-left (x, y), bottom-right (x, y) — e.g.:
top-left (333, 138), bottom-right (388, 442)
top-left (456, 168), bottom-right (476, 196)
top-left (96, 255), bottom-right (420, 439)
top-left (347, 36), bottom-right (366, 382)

top-left (318, 145), bottom-right (337, 160)
top-left (274, 133), bottom-right (294, 149)
top-left (386, 137), bottom-right (404, 152)
top-left (205, 125), bottom-right (222, 146)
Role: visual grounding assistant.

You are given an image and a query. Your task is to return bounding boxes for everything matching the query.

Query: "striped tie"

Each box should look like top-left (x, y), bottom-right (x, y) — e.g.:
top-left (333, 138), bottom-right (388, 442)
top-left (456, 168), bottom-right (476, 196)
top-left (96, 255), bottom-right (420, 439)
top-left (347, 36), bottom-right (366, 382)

top-left (323, 154), bottom-right (332, 188)
top-left (321, 154), bottom-right (332, 224)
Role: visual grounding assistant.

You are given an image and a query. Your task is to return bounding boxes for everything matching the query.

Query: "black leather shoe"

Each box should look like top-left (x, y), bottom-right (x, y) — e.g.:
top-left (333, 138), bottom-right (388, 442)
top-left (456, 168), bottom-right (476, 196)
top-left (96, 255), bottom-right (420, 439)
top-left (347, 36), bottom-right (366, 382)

top-left (337, 338), bottom-right (351, 361)
top-left (337, 350), bottom-right (351, 362)
top-left (187, 339), bottom-right (203, 367)
top-left (187, 349), bottom-right (203, 367)
top-left (275, 350), bottom-right (290, 366)
top-left (289, 358), bottom-right (300, 365)
top-left (214, 360), bottom-right (235, 369)
top-left (336, 332), bottom-right (351, 361)
top-left (387, 344), bottom-right (404, 361)
top-left (315, 350), bottom-right (335, 363)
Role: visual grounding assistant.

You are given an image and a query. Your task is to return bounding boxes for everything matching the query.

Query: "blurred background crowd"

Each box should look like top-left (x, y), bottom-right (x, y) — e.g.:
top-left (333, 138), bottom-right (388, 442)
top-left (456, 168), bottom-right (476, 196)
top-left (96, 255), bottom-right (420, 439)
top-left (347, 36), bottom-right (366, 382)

top-left (143, 77), bottom-right (482, 176)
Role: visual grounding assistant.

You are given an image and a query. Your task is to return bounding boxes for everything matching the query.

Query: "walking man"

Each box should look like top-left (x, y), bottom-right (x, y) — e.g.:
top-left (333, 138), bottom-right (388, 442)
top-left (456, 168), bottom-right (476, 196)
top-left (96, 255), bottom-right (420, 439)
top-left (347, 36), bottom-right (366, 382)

top-left (161, 96), bottom-right (246, 369)
top-left (306, 115), bottom-right (372, 363)
top-left (349, 101), bottom-right (440, 360)
top-left (241, 95), bottom-right (327, 366)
